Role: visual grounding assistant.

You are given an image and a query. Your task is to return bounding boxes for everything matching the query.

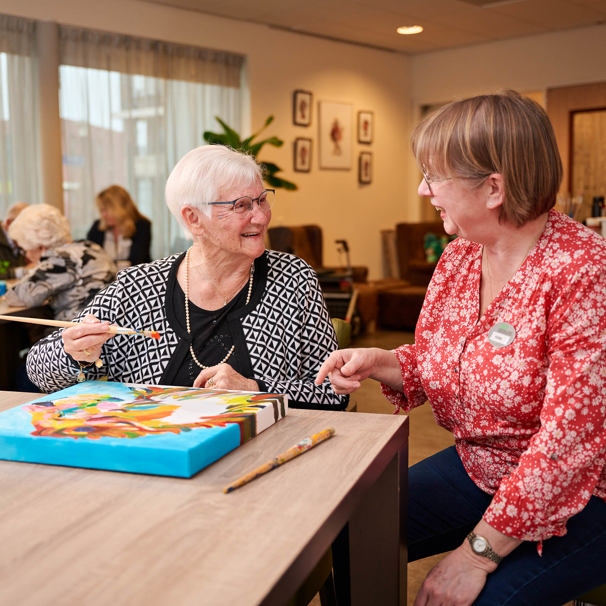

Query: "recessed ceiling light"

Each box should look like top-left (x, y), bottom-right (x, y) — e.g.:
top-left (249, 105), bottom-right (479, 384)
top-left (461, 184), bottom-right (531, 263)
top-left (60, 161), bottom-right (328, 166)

top-left (396, 25), bottom-right (423, 35)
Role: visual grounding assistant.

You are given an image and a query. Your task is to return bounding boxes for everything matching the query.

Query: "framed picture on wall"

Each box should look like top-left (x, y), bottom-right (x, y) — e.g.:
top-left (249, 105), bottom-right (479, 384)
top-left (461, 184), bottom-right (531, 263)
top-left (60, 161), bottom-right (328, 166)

top-left (293, 90), bottom-right (313, 126)
top-left (293, 137), bottom-right (312, 172)
top-left (357, 111), bottom-right (373, 144)
top-left (318, 101), bottom-right (353, 170)
top-left (359, 151), bottom-right (372, 184)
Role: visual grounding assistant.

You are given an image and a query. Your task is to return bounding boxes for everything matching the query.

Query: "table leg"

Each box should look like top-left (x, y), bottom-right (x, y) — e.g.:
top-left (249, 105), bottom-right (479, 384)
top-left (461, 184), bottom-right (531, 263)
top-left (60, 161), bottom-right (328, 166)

top-left (335, 448), bottom-right (407, 605)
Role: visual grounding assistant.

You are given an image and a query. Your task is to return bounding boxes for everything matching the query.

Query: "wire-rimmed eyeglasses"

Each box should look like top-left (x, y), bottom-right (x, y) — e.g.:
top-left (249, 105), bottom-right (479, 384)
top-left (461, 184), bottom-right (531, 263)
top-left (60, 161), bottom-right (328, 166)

top-left (422, 169), bottom-right (453, 197)
top-left (208, 189), bottom-right (275, 214)
top-left (422, 168), bottom-right (493, 196)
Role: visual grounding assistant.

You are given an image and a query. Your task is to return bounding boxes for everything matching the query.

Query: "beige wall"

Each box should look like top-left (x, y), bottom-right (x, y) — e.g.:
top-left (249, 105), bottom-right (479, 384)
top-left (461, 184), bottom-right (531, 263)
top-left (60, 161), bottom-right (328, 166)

top-left (4, 2), bottom-right (606, 277)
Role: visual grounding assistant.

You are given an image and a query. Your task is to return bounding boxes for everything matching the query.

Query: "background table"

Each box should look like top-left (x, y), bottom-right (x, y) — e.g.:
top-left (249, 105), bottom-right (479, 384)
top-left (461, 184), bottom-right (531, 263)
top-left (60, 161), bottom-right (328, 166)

top-left (0, 390), bottom-right (408, 605)
top-left (0, 288), bottom-right (52, 389)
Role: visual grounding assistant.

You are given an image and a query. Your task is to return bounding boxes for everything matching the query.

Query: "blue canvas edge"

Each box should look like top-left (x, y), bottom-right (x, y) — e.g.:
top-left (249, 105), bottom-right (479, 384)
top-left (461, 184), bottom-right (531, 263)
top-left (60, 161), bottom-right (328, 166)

top-left (0, 423), bottom-right (241, 478)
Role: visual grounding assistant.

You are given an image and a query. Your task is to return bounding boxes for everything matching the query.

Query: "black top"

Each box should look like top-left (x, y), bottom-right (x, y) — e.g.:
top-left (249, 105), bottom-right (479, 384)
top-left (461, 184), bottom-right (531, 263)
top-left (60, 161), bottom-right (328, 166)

top-left (161, 252), bottom-right (265, 390)
top-left (87, 217), bottom-right (152, 266)
top-left (169, 279), bottom-right (254, 386)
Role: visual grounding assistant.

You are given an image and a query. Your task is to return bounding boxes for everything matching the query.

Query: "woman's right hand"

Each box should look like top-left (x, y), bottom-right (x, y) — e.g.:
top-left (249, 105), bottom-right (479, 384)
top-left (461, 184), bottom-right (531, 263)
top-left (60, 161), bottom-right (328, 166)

top-left (315, 347), bottom-right (402, 394)
top-left (62, 314), bottom-right (114, 362)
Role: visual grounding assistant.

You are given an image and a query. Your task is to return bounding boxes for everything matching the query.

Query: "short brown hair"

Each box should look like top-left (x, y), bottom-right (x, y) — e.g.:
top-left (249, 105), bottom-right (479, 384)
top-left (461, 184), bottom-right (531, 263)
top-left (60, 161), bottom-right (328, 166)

top-left (411, 90), bottom-right (563, 226)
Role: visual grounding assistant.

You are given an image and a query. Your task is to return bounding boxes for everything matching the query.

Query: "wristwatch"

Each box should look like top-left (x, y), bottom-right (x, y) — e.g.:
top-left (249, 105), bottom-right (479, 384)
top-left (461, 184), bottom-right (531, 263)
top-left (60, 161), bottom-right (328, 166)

top-left (466, 532), bottom-right (503, 564)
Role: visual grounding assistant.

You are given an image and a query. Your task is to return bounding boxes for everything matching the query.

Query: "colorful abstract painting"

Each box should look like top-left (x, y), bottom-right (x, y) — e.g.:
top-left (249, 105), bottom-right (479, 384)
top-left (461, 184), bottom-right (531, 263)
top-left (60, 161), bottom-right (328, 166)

top-left (0, 381), bottom-right (288, 477)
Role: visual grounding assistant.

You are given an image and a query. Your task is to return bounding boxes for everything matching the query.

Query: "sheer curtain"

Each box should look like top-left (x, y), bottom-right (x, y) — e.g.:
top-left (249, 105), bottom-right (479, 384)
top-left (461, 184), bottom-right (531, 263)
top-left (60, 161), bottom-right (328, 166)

top-left (58, 26), bottom-right (244, 260)
top-left (0, 15), bottom-right (41, 214)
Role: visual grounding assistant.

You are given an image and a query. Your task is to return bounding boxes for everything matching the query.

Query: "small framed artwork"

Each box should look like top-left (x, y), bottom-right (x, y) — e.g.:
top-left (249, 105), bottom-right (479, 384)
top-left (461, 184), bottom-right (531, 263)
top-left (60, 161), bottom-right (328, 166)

top-left (318, 100), bottom-right (353, 170)
top-left (359, 151), bottom-right (372, 184)
top-left (357, 111), bottom-right (374, 144)
top-left (294, 138), bottom-right (312, 172)
top-left (293, 90), bottom-right (313, 126)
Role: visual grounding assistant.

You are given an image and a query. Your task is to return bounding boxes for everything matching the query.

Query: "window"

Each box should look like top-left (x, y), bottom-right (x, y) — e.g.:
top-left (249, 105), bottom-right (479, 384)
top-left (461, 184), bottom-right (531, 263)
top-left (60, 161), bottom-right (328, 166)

top-left (58, 26), bottom-right (245, 259)
top-left (0, 15), bottom-right (41, 213)
top-left (0, 16), bottom-right (245, 262)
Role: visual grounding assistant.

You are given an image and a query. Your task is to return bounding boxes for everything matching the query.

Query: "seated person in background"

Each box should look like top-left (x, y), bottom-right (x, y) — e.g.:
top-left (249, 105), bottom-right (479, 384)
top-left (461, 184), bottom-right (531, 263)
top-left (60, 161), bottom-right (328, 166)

top-left (0, 201), bottom-right (29, 277)
top-left (27, 145), bottom-right (347, 410)
top-left (316, 91), bottom-right (606, 605)
top-left (6, 204), bottom-right (116, 321)
top-left (87, 185), bottom-right (151, 269)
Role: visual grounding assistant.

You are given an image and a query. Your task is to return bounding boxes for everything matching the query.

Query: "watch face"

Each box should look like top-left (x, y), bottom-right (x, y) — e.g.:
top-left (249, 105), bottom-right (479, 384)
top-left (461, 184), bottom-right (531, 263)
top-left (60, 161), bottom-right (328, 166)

top-left (471, 536), bottom-right (487, 553)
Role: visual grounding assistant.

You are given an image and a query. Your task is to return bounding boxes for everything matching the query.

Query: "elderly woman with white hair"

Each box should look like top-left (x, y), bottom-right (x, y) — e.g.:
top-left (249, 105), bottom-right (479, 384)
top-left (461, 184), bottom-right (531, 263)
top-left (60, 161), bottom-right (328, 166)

top-left (6, 203), bottom-right (116, 321)
top-left (26, 145), bottom-right (347, 409)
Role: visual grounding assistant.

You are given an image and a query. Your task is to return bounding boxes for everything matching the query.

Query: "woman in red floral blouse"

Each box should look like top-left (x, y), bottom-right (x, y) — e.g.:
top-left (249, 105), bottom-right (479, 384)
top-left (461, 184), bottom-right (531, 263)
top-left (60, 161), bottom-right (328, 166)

top-left (317, 91), bottom-right (606, 605)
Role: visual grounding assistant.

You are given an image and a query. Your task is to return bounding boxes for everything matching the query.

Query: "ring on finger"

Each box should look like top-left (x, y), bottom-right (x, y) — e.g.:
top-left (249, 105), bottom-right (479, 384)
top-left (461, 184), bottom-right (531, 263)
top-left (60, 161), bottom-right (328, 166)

top-left (83, 349), bottom-right (92, 356)
top-left (207, 378), bottom-right (214, 387)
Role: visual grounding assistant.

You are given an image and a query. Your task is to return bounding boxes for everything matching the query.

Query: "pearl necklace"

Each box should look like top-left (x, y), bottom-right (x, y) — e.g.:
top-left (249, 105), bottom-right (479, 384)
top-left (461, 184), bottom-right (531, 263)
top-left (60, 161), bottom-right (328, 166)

top-left (184, 247), bottom-right (254, 370)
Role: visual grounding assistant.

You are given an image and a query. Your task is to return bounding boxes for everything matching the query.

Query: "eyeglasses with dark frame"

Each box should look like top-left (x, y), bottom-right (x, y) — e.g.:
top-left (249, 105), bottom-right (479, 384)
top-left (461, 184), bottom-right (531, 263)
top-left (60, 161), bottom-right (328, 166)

top-left (207, 189), bottom-right (275, 214)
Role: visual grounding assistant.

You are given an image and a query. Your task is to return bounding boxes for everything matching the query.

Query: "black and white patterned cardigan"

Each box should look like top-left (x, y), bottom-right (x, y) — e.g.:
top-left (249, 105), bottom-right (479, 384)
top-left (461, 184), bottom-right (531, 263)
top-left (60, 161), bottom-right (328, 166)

top-left (27, 249), bottom-right (348, 409)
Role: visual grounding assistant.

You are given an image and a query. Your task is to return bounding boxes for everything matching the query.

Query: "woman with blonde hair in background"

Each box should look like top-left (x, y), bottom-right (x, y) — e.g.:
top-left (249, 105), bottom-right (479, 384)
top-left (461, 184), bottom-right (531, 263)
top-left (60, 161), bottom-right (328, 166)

top-left (87, 185), bottom-right (151, 268)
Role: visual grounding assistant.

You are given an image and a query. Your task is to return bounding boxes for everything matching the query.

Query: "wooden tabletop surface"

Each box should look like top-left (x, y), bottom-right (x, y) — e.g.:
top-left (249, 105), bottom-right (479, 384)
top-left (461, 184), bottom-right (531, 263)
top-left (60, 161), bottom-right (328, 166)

top-left (0, 390), bottom-right (408, 605)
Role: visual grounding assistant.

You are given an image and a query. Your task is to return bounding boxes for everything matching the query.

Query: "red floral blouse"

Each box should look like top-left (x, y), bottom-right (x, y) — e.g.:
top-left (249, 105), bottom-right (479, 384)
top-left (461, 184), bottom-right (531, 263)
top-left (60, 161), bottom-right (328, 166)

top-left (383, 210), bottom-right (606, 542)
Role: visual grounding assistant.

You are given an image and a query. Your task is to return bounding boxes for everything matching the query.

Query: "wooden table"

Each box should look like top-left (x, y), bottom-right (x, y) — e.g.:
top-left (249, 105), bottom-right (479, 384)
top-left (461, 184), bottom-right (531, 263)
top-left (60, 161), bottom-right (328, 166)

top-left (0, 391), bottom-right (408, 605)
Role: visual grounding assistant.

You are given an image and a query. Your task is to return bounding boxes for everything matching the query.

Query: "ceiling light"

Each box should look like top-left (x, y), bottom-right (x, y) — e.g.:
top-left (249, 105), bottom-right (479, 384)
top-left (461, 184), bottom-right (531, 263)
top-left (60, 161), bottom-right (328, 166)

top-left (397, 25), bottom-right (423, 35)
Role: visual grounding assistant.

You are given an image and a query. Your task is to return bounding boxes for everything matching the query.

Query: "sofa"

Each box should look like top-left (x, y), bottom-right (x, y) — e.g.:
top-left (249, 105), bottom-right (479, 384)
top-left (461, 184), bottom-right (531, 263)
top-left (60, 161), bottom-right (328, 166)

top-left (267, 222), bottom-right (448, 334)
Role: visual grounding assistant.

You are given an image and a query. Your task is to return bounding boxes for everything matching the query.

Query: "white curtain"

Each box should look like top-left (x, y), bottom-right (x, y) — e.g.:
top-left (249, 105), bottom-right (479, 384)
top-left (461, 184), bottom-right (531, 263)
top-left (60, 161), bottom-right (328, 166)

top-left (58, 26), bottom-right (244, 259)
top-left (0, 15), bottom-right (41, 214)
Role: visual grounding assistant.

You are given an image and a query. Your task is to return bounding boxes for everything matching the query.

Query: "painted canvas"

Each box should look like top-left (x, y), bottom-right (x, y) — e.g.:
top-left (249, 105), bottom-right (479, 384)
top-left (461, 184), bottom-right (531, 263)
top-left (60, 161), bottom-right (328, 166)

top-left (0, 381), bottom-right (288, 477)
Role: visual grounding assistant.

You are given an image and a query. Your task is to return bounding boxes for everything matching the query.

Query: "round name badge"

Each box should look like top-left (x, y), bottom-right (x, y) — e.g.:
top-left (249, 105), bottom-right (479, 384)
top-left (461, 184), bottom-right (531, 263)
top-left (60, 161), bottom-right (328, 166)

top-left (487, 322), bottom-right (516, 348)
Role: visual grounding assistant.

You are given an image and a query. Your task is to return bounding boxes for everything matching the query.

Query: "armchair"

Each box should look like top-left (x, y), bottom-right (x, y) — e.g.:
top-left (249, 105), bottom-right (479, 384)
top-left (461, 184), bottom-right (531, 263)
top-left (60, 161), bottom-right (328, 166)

top-left (376, 221), bottom-right (447, 330)
top-left (395, 221), bottom-right (447, 286)
top-left (267, 225), bottom-right (368, 283)
top-left (268, 225), bottom-right (378, 334)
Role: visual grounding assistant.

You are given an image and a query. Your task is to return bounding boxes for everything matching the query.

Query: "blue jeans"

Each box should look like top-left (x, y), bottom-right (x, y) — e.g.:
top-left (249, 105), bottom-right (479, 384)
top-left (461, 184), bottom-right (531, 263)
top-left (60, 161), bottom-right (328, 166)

top-left (408, 446), bottom-right (606, 605)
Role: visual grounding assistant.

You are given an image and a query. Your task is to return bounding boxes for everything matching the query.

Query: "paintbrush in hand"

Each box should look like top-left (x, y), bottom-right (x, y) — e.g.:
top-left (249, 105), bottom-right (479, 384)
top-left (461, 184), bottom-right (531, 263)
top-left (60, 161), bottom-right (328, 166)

top-left (0, 314), bottom-right (161, 339)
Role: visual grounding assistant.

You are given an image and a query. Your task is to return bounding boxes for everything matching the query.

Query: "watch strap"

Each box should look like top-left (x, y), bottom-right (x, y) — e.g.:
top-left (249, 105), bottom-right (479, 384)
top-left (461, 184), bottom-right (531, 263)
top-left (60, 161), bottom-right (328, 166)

top-left (466, 532), bottom-right (503, 564)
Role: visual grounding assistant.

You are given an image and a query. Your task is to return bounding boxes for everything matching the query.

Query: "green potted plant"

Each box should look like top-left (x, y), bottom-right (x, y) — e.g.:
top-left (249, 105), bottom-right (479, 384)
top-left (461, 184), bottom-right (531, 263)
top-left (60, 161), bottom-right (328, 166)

top-left (203, 115), bottom-right (297, 191)
top-left (0, 260), bottom-right (10, 278)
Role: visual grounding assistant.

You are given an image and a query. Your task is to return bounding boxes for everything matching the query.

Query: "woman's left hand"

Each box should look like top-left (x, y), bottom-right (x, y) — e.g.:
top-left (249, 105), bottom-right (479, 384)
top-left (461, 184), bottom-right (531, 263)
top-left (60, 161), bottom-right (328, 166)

top-left (414, 546), bottom-right (491, 606)
top-left (193, 363), bottom-right (260, 392)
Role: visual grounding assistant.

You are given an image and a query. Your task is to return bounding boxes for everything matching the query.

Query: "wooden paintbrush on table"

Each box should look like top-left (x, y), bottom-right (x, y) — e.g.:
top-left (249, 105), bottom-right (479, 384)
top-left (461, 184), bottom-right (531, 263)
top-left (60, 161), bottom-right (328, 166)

top-left (0, 314), bottom-right (161, 339)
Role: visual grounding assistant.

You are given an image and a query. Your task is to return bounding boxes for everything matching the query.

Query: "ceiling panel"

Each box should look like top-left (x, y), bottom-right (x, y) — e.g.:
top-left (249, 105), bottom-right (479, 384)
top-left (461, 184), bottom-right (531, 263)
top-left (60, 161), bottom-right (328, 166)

top-left (141, 0), bottom-right (606, 54)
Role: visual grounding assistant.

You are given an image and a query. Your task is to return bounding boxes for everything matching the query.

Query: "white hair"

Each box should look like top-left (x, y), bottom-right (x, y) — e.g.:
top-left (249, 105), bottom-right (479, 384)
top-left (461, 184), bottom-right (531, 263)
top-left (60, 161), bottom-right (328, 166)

top-left (165, 145), bottom-right (263, 230)
top-left (8, 204), bottom-right (72, 251)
